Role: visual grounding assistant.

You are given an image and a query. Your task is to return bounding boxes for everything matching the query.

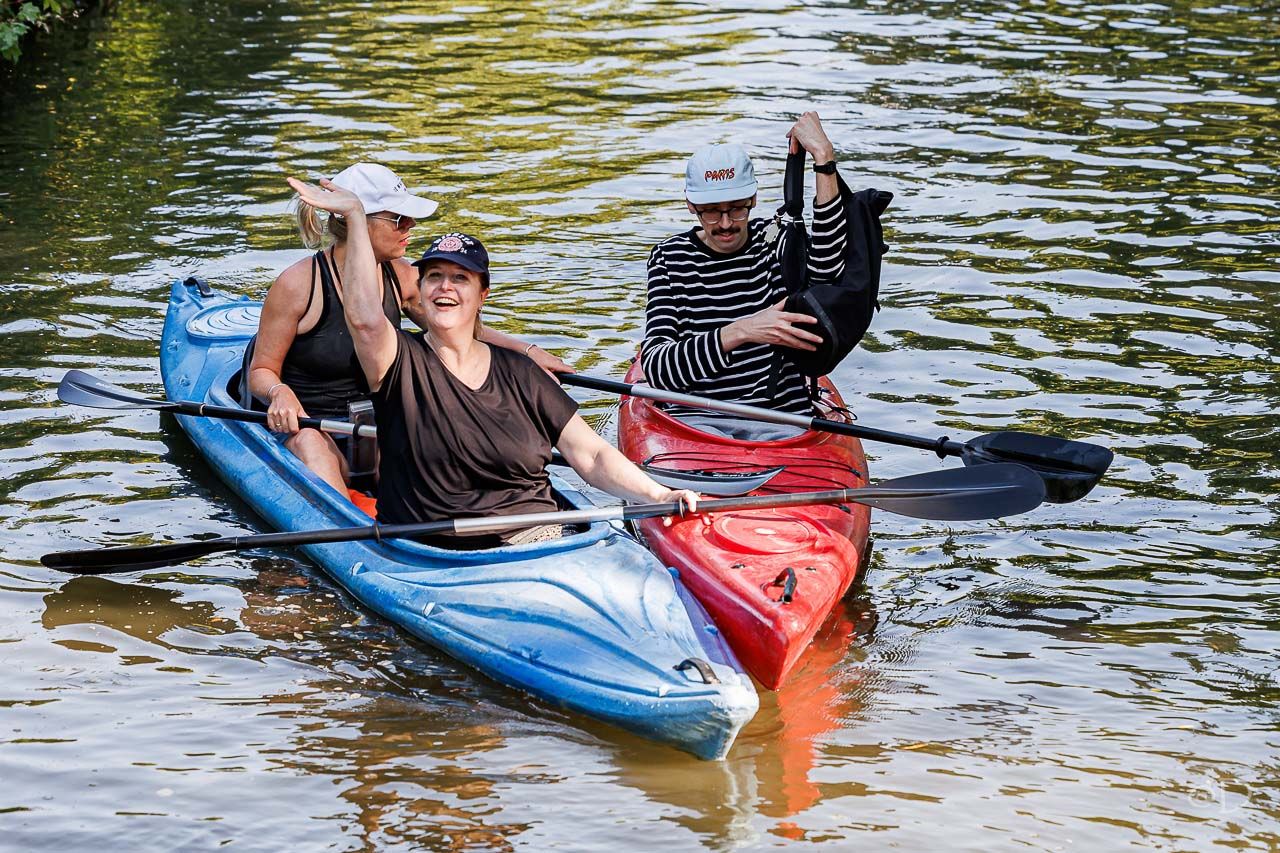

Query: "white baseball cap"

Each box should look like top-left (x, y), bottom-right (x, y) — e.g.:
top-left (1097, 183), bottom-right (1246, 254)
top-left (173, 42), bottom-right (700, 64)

top-left (684, 143), bottom-right (758, 204)
top-left (330, 163), bottom-right (438, 219)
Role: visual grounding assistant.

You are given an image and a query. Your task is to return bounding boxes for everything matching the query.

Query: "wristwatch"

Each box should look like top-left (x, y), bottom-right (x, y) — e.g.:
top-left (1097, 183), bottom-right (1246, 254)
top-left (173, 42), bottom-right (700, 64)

top-left (813, 160), bottom-right (838, 175)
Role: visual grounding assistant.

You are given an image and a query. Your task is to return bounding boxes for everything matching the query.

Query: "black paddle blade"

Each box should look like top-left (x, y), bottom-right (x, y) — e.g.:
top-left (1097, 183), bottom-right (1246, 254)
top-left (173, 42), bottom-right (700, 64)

top-left (961, 431), bottom-right (1113, 504)
top-left (40, 538), bottom-right (234, 574)
top-left (57, 370), bottom-right (169, 410)
top-left (854, 463), bottom-right (1046, 521)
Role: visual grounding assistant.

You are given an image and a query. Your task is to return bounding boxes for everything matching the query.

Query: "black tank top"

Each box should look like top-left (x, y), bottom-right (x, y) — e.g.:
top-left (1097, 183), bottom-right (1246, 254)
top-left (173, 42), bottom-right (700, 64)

top-left (279, 250), bottom-right (403, 418)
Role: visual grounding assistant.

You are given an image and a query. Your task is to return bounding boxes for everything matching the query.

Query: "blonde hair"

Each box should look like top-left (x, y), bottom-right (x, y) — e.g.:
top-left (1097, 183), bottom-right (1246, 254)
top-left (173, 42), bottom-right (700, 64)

top-left (477, 278), bottom-right (490, 342)
top-left (294, 195), bottom-right (348, 248)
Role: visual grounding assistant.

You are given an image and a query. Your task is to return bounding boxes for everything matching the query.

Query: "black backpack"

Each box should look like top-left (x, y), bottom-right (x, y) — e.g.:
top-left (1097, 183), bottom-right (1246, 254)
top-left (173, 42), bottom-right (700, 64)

top-left (774, 150), bottom-right (892, 381)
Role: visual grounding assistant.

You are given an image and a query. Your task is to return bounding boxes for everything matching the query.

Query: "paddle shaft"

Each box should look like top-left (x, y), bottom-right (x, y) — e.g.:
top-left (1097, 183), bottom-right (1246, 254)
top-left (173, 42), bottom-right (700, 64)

top-left (240, 488), bottom-right (858, 546)
top-left (164, 400), bottom-right (376, 439)
top-left (168, 401), bottom-right (542, 457)
top-left (42, 488), bottom-right (853, 571)
top-left (42, 464), bottom-right (1046, 572)
top-left (562, 374), bottom-right (964, 457)
top-left (59, 370), bottom-right (784, 494)
top-left (156, 404), bottom-right (646, 482)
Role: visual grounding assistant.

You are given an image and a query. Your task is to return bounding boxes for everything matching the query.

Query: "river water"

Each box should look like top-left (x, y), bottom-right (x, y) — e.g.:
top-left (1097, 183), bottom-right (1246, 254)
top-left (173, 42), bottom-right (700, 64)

top-left (1, 0), bottom-right (1276, 849)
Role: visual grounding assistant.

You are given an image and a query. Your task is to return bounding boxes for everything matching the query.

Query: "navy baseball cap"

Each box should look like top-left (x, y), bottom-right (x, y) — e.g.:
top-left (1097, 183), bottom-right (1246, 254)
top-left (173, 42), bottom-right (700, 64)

top-left (412, 232), bottom-right (490, 280)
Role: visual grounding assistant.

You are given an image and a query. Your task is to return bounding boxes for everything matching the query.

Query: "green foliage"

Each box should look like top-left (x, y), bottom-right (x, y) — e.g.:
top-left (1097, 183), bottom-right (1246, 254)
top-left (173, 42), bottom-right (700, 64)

top-left (2, 1), bottom-right (70, 63)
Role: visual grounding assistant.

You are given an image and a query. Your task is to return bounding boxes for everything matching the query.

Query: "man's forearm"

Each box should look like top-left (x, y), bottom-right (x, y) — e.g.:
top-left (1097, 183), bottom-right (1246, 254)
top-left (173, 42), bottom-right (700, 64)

top-left (814, 168), bottom-right (839, 205)
top-left (813, 141), bottom-right (838, 205)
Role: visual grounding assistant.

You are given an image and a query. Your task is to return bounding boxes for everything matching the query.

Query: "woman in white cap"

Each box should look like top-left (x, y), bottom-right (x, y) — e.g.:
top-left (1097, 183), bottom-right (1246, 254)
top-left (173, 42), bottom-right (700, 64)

top-left (248, 163), bottom-right (568, 498)
top-left (285, 176), bottom-right (698, 547)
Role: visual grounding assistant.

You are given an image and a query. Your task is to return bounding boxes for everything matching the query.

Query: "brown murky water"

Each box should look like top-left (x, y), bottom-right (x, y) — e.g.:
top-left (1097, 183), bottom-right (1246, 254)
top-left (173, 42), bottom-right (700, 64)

top-left (1, 0), bottom-right (1277, 849)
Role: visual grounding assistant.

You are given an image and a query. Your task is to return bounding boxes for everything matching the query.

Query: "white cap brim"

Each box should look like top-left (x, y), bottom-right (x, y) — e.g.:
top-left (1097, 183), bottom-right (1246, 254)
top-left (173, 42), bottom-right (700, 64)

top-left (686, 181), bottom-right (758, 205)
top-left (383, 192), bottom-right (438, 219)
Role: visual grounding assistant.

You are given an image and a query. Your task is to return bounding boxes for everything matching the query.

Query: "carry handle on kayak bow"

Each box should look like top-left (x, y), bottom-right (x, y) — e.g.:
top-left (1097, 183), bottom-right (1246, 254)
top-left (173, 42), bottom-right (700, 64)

top-left (560, 372), bottom-right (1113, 504)
top-left (54, 370), bottom-right (779, 496)
top-left (41, 464), bottom-right (1046, 574)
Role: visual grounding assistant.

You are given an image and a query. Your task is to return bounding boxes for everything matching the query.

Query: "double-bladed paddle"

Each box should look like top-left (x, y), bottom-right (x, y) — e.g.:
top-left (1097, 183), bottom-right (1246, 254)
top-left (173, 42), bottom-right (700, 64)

top-left (41, 463), bottom-right (1046, 574)
top-left (560, 373), bottom-right (1113, 504)
top-left (55, 370), bottom-right (781, 497)
top-left (57, 368), bottom-right (378, 436)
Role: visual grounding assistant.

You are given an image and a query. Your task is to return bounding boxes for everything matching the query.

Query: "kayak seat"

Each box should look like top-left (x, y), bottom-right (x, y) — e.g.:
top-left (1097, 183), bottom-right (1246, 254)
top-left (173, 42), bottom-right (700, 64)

top-left (233, 336), bottom-right (268, 411)
top-left (345, 399), bottom-right (378, 493)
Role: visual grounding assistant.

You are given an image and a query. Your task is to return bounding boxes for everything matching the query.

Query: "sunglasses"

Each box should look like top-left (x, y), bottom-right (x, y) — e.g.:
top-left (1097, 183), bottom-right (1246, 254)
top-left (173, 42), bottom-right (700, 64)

top-left (368, 213), bottom-right (414, 230)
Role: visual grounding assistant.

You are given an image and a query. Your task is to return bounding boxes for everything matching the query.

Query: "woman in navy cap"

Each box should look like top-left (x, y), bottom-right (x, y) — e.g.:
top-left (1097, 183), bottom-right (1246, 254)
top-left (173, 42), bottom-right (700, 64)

top-left (247, 163), bottom-right (569, 500)
top-left (286, 176), bottom-right (698, 547)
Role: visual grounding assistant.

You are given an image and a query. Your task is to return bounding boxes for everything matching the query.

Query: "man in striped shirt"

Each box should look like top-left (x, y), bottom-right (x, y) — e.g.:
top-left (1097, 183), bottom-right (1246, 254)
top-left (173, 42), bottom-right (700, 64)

top-left (642, 112), bottom-right (849, 439)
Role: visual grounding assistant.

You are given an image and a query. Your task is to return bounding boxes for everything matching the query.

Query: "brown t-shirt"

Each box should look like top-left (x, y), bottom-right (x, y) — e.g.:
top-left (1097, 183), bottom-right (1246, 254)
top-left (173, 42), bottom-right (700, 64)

top-left (370, 330), bottom-right (578, 546)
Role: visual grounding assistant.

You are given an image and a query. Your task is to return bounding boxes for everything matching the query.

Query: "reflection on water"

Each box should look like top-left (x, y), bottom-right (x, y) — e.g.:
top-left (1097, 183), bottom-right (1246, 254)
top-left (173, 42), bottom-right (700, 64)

top-left (43, 574), bottom-right (234, 648)
top-left (1, 0), bottom-right (1277, 848)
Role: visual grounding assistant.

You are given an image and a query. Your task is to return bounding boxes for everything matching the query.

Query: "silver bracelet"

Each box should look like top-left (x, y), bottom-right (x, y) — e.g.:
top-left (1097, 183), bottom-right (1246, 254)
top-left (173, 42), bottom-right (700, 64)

top-left (523, 343), bottom-right (537, 356)
top-left (267, 382), bottom-right (286, 397)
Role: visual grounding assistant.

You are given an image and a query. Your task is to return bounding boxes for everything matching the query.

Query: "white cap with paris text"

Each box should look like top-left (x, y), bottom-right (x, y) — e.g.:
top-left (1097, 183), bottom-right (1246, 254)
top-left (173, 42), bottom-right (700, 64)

top-left (684, 143), bottom-right (758, 204)
top-left (331, 163), bottom-right (438, 219)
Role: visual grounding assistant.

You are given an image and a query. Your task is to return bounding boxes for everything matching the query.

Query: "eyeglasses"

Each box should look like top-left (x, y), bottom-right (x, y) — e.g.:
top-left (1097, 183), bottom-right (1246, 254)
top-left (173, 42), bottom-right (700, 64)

top-left (692, 203), bottom-right (753, 226)
top-left (368, 213), bottom-right (414, 230)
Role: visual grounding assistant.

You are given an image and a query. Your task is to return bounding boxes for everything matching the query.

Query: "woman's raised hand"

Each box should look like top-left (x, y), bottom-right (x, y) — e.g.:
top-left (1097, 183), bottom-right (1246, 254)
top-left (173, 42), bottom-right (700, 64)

top-left (286, 176), bottom-right (365, 218)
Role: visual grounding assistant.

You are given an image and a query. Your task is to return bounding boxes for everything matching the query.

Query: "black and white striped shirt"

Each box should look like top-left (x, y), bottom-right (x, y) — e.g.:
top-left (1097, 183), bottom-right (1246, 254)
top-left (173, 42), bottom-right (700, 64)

top-left (642, 195), bottom-right (847, 418)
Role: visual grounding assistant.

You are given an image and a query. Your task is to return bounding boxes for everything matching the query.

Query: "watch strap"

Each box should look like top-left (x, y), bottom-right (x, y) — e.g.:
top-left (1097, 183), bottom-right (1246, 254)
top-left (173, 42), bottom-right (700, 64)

top-left (812, 160), bottom-right (838, 174)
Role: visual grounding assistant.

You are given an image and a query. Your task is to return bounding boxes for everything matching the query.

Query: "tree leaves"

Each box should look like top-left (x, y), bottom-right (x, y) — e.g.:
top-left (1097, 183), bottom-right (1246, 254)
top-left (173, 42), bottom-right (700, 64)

top-left (2, 1), bottom-right (74, 64)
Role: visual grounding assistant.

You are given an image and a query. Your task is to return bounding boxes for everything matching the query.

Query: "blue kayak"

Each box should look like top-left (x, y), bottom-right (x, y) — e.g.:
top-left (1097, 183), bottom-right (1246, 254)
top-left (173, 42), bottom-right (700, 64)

top-left (159, 278), bottom-right (757, 759)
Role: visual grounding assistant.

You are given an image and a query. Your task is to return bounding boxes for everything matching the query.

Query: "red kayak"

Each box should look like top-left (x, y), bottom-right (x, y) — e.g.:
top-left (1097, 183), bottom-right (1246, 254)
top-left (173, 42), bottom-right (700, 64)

top-left (618, 362), bottom-right (872, 690)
